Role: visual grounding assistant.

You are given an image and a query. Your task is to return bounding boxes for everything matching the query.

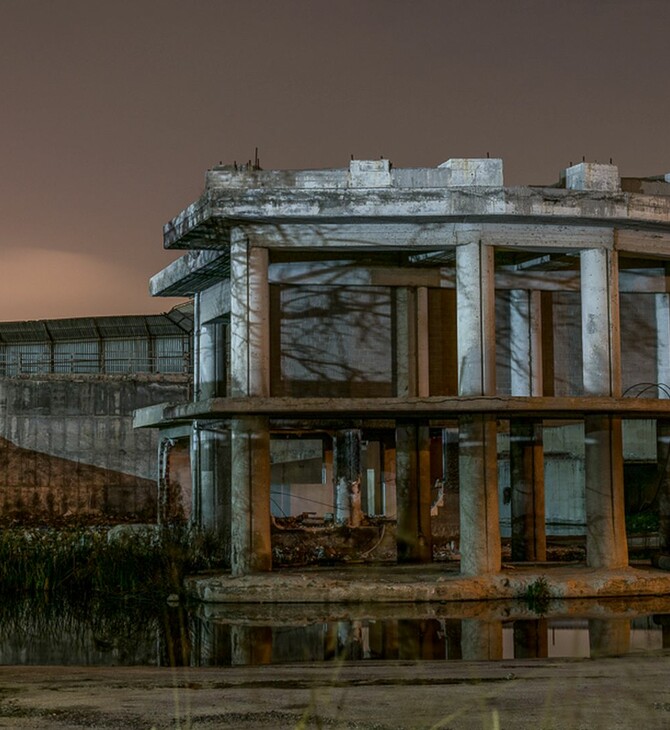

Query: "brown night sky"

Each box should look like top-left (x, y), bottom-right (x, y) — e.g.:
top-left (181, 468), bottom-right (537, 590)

top-left (1, 0), bottom-right (669, 320)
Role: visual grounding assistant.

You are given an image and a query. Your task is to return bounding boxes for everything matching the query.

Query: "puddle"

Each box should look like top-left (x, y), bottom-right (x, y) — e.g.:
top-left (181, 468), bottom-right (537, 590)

top-left (1, 596), bottom-right (669, 667)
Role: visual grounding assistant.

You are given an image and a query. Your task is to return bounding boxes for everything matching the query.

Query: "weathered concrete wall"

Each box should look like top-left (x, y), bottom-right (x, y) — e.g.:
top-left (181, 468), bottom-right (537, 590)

top-left (0, 374), bottom-right (190, 522)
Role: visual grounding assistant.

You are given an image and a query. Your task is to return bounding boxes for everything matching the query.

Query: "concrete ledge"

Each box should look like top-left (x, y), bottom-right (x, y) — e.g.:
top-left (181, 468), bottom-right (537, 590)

top-left (185, 564), bottom-right (670, 604)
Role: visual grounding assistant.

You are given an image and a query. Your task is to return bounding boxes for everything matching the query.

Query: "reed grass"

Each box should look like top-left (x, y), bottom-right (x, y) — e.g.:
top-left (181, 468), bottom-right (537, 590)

top-left (0, 524), bottom-right (223, 601)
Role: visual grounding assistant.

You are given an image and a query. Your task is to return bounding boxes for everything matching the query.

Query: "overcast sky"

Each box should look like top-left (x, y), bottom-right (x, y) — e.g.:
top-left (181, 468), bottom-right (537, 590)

top-left (1, 0), bottom-right (669, 321)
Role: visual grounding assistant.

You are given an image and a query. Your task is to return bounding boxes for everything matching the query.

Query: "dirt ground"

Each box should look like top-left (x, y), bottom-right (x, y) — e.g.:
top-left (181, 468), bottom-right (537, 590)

top-left (1, 654), bottom-right (670, 730)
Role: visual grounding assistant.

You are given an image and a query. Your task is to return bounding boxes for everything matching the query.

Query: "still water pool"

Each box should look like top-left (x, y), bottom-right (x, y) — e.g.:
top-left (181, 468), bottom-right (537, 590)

top-left (1, 597), bottom-right (669, 667)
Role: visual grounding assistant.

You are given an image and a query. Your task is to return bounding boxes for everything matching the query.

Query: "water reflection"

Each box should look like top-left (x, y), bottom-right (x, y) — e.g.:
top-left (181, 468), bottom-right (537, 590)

top-left (1, 597), bottom-right (669, 667)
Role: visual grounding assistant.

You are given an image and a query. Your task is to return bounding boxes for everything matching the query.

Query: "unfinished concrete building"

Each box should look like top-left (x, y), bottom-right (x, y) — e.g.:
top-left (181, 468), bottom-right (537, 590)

top-left (135, 158), bottom-right (670, 577)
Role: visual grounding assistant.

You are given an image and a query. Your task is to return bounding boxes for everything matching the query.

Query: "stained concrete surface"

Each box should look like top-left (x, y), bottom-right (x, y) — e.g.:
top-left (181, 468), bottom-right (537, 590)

top-left (2, 656), bottom-right (670, 729)
top-left (186, 562), bottom-right (670, 604)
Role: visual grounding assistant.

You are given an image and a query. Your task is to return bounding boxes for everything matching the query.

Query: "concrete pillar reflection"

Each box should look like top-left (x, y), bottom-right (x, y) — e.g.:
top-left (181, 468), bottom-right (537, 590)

top-left (230, 625), bottom-right (273, 666)
top-left (513, 619), bottom-right (548, 659)
top-left (190, 618), bottom-right (232, 667)
top-left (444, 619), bottom-right (462, 660)
top-left (588, 618), bottom-right (630, 658)
top-left (398, 620), bottom-right (444, 660)
top-left (461, 619), bottom-right (503, 661)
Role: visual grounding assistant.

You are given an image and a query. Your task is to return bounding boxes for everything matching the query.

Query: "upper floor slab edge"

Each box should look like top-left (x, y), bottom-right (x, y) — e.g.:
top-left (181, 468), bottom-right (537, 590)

top-left (163, 159), bottom-right (670, 249)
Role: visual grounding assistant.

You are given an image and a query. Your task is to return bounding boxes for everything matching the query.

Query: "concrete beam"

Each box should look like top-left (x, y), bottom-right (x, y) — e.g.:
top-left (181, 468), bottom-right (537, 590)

top-left (149, 250), bottom-right (229, 297)
top-left (134, 394), bottom-right (670, 429)
top-left (268, 261), bottom-right (666, 294)
top-left (243, 222), bottom-right (618, 252)
top-left (163, 186), bottom-right (670, 249)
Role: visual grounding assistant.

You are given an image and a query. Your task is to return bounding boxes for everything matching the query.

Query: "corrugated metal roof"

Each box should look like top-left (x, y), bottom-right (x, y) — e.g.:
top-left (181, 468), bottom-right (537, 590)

top-left (0, 305), bottom-right (193, 344)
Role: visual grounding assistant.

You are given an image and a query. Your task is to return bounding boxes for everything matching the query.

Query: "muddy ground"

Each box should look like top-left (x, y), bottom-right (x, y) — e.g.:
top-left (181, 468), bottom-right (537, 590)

top-left (1, 654), bottom-right (670, 730)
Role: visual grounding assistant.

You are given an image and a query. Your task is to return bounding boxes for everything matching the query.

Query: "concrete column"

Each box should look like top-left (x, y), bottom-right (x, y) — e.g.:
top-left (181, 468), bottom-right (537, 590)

top-left (394, 287), bottom-right (429, 397)
top-left (394, 284), bottom-right (431, 561)
top-left (510, 421), bottom-right (546, 561)
top-left (191, 417), bottom-right (230, 551)
top-left (229, 233), bottom-right (272, 575)
top-left (509, 289), bottom-right (546, 562)
top-left (655, 292), bottom-right (670, 390)
top-left (230, 237), bottom-right (270, 398)
top-left (199, 321), bottom-right (226, 399)
top-left (230, 416), bottom-right (271, 575)
top-left (157, 435), bottom-right (175, 524)
top-left (584, 415), bottom-right (627, 568)
top-left (395, 420), bottom-right (432, 562)
top-left (581, 247), bottom-right (628, 569)
top-left (333, 429), bottom-right (363, 526)
top-left (197, 428), bottom-right (231, 539)
top-left (509, 290), bottom-right (543, 397)
top-left (416, 287), bottom-right (430, 397)
top-left (191, 289), bottom-right (231, 543)
top-left (457, 240), bottom-right (496, 395)
top-left (657, 420), bottom-right (670, 553)
top-left (456, 239), bottom-right (500, 575)
top-left (655, 292), bottom-right (670, 552)
top-left (581, 248), bottom-right (621, 396)
top-left (459, 415), bottom-right (501, 574)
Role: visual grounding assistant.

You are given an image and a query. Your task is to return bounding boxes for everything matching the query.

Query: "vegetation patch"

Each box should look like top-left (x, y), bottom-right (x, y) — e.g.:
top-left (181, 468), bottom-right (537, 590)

top-left (521, 576), bottom-right (552, 615)
top-left (0, 524), bottom-right (225, 601)
top-left (626, 512), bottom-right (659, 534)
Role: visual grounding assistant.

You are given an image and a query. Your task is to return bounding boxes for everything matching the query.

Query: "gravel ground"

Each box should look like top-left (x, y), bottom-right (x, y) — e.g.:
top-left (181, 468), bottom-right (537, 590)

top-left (2, 654), bottom-right (670, 730)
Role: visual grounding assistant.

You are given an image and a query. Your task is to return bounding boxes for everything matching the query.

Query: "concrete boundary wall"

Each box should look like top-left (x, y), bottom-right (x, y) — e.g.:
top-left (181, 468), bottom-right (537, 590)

top-left (0, 374), bottom-right (190, 522)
